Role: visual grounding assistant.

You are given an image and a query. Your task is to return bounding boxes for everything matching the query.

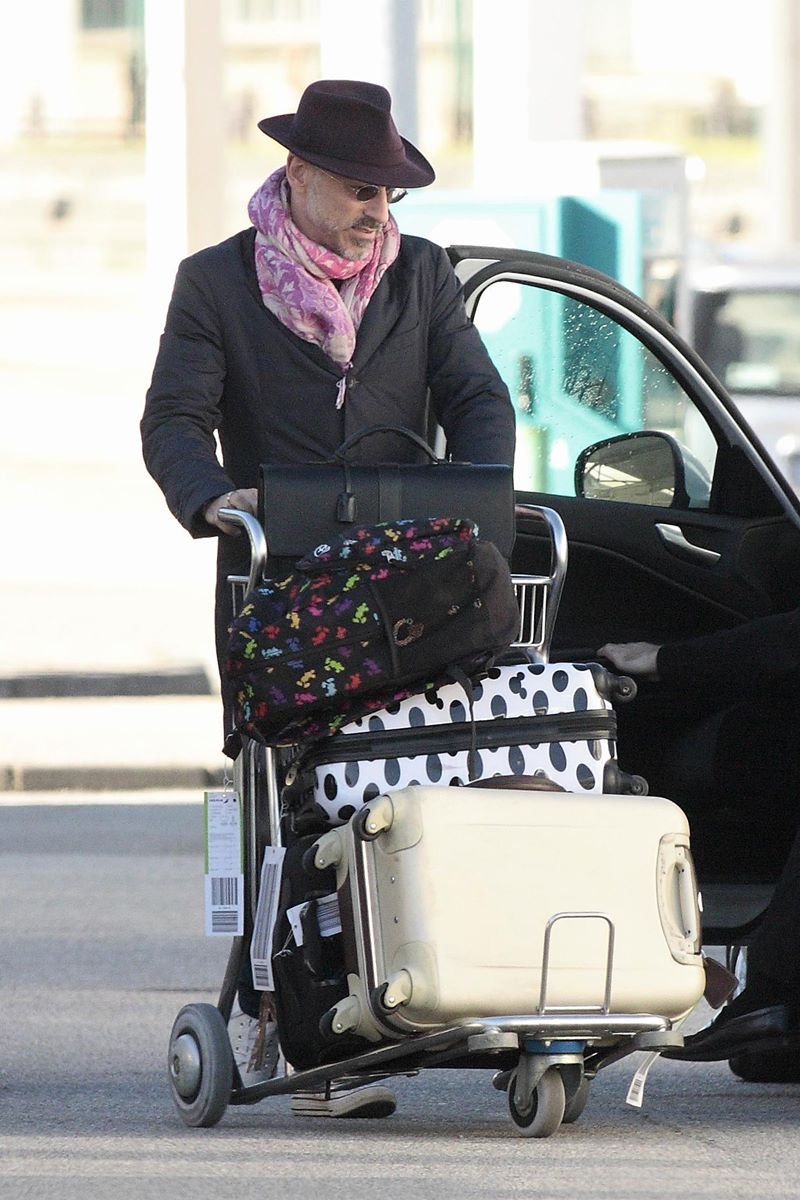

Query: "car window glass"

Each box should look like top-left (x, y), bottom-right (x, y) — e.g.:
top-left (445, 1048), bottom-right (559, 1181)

top-left (471, 279), bottom-right (717, 507)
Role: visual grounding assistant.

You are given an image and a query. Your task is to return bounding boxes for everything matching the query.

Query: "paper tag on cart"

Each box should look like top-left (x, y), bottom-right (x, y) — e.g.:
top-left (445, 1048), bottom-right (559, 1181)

top-left (625, 1051), bottom-right (661, 1108)
top-left (204, 789), bottom-right (244, 937)
top-left (250, 846), bottom-right (286, 990)
top-left (287, 893), bottom-right (342, 946)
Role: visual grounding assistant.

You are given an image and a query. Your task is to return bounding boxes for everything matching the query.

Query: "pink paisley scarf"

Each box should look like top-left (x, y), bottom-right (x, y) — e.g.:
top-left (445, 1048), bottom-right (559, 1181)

top-left (247, 168), bottom-right (400, 381)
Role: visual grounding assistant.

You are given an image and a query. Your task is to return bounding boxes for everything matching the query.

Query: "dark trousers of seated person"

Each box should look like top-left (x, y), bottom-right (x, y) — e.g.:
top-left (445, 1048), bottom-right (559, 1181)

top-left (745, 823), bottom-right (800, 996)
top-left (618, 693), bottom-right (800, 998)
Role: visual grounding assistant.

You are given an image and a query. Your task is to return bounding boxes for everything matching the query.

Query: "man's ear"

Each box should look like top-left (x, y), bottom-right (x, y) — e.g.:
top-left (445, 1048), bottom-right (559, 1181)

top-left (285, 154), bottom-right (308, 192)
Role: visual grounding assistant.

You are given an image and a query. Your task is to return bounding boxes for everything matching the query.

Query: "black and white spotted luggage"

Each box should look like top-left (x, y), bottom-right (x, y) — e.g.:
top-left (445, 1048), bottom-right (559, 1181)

top-left (285, 660), bottom-right (646, 828)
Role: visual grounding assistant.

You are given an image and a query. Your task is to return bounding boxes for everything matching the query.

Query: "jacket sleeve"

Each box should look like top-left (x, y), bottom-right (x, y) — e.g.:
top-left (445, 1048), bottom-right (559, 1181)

top-left (656, 606), bottom-right (800, 692)
top-left (140, 256), bottom-right (235, 538)
top-left (424, 246), bottom-right (516, 466)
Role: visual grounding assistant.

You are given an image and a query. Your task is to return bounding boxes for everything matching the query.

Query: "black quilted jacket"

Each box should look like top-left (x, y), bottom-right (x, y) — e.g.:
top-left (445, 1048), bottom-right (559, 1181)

top-left (141, 228), bottom-right (515, 665)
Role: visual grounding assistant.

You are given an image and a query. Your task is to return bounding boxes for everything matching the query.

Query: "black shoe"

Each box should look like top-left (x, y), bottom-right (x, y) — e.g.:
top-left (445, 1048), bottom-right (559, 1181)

top-left (729, 1039), bottom-right (800, 1083)
top-left (664, 1003), bottom-right (800, 1062)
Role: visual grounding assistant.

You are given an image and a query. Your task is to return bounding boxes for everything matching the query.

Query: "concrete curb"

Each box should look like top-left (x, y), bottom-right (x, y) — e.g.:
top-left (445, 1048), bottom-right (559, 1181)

top-left (1, 765), bottom-right (227, 793)
top-left (0, 667), bottom-right (213, 700)
top-left (0, 671), bottom-right (223, 790)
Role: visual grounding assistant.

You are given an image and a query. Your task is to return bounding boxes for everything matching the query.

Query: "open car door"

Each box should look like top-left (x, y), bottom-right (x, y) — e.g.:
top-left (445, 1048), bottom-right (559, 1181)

top-left (450, 245), bottom-right (800, 935)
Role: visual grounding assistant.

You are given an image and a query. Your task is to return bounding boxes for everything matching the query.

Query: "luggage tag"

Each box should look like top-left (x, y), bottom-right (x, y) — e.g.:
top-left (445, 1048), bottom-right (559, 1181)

top-left (204, 786), bottom-right (244, 937)
top-left (626, 1009), bottom-right (695, 1109)
top-left (250, 846), bottom-right (286, 990)
top-left (627, 957), bottom-right (741, 1106)
top-left (625, 1051), bottom-right (661, 1108)
top-left (626, 1017), bottom-right (687, 1108)
top-left (286, 894), bottom-right (342, 946)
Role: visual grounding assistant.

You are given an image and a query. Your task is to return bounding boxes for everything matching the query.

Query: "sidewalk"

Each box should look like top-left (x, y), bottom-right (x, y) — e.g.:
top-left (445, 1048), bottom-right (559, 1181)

top-left (0, 685), bottom-right (227, 794)
top-left (0, 455), bottom-right (228, 793)
top-left (1, 260), bottom-right (230, 794)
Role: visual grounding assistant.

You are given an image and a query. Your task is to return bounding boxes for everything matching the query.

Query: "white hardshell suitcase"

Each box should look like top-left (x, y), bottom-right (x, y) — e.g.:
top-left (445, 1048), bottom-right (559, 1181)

top-left (312, 786), bottom-right (705, 1044)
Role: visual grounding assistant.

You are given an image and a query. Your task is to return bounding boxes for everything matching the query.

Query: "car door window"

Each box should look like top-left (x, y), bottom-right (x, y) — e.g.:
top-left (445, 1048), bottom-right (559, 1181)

top-left (471, 279), bottom-right (718, 507)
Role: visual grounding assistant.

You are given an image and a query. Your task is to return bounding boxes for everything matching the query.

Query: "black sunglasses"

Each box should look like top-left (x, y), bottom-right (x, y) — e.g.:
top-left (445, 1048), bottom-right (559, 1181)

top-left (316, 167), bottom-right (407, 205)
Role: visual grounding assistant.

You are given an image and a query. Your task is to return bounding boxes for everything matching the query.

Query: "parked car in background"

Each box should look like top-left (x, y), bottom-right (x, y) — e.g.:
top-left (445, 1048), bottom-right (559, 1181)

top-left (679, 254), bottom-right (800, 491)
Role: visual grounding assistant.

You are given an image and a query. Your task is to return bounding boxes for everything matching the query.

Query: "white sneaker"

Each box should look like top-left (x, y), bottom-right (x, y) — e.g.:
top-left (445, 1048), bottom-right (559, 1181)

top-left (291, 1080), bottom-right (396, 1118)
top-left (228, 1008), bottom-right (280, 1084)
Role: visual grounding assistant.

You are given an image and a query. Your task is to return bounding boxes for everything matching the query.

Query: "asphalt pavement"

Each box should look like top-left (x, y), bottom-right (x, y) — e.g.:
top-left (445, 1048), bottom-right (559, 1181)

top-left (4, 801), bottom-right (800, 1200)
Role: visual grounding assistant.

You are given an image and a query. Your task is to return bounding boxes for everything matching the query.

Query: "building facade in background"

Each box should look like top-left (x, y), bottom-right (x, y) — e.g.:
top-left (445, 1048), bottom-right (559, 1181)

top-left (0, 0), bottom-right (783, 256)
top-left (7, 1), bottom-right (763, 163)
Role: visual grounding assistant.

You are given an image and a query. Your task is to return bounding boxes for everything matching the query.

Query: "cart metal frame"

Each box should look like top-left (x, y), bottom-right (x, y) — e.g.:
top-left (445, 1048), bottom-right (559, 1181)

top-left (167, 503), bottom-right (696, 1136)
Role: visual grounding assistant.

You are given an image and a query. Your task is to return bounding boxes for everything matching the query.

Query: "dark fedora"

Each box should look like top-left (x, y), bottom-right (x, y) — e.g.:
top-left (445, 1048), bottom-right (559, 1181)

top-left (258, 79), bottom-right (435, 189)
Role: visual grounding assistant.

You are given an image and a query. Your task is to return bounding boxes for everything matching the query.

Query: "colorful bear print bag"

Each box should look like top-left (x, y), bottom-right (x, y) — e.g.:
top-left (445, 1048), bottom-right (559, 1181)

top-left (223, 516), bottom-right (519, 747)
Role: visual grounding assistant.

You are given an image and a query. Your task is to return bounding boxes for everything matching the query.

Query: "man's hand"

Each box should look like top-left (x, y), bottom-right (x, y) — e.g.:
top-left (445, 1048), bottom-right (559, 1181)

top-left (204, 487), bottom-right (258, 534)
top-left (597, 641), bottom-right (662, 680)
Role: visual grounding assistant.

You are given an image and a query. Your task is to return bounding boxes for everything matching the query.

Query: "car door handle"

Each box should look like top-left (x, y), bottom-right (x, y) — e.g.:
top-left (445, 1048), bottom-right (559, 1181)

top-left (656, 523), bottom-right (722, 564)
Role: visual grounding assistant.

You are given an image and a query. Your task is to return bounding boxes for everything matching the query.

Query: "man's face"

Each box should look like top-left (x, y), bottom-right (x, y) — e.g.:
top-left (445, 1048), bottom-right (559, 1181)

top-left (287, 157), bottom-right (390, 261)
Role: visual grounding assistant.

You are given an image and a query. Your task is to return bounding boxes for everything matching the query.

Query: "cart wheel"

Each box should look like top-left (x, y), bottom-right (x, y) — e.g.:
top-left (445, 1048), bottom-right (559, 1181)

top-left (562, 1075), bottom-right (590, 1124)
top-left (167, 1003), bottom-right (233, 1128)
top-left (507, 1067), bottom-right (565, 1138)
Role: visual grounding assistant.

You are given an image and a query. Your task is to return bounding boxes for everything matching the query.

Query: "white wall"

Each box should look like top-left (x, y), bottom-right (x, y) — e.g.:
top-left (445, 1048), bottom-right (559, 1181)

top-left (472, 0), bottom-right (585, 190)
top-left (0, 0), bottom-right (78, 144)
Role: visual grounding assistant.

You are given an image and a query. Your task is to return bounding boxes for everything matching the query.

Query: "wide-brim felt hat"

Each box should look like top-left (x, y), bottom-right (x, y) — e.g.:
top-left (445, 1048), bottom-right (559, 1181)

top-left (258, 79), bottom-right (435, 189)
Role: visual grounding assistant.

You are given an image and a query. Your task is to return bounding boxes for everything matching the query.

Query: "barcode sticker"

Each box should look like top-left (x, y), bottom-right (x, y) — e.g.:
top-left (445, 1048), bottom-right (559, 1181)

top-left (250, 846), bottom-right (286, 991)
top-left (316, 893), bottom-right (342, 939)
top-left (204, 789), bottom-right (244, 937)
top-left (286, 893), bottom-right (342, 947)
top-left (204, 874), bottom-right (243, 934)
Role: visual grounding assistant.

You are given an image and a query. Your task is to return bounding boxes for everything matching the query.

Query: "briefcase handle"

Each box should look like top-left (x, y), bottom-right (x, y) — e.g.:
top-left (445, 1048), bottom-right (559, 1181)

top-left (333, 424), bottom-right (440, 465)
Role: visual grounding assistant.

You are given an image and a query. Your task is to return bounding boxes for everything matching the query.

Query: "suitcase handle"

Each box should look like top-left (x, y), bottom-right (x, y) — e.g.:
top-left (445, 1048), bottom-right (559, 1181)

top-left (333, 425), bottom-right (441, 464)
top-left (675, 857), bottom-right (701, 948)
top-left (657, 837), bottom-right (701, 961)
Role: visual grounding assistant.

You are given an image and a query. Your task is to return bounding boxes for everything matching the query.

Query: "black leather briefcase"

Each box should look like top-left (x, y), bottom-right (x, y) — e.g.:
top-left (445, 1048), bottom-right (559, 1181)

top-left (258, 425), bottom-right (516, 560)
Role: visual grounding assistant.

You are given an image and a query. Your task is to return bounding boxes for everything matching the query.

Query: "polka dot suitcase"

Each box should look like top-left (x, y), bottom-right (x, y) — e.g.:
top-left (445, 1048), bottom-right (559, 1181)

top-left (287, 661), bottom-right (646, 828)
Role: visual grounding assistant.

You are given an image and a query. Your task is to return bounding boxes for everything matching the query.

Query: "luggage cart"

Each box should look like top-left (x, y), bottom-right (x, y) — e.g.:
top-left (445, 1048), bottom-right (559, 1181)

top-left (166, 504), bottom-right (702, 1136)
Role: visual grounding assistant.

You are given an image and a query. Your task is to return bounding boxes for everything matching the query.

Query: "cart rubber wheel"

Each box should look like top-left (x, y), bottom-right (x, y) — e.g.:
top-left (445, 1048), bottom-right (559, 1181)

top-left (507, 1067), bottom-right (565, 1138)
top-left (167, 1003), bottom-right (233, 1128)
top-left (562, 1075), bottom-right (590, 1124)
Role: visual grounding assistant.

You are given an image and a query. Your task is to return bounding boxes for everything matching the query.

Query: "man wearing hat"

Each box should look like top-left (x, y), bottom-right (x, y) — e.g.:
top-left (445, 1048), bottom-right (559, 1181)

top-left (141, 80), bottom-right (515, 1117)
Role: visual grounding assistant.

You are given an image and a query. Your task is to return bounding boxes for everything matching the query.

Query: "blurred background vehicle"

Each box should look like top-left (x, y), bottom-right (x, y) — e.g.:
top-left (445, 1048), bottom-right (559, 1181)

top-left (679, 252), bottom-right (800, 490)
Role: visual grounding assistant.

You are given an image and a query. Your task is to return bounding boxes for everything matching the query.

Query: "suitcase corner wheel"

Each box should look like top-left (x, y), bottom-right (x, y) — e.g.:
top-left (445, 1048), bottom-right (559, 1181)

top-left (352, 796), bottom-right (395, 839)
top-left (313, 796), bottom-right (395, 869)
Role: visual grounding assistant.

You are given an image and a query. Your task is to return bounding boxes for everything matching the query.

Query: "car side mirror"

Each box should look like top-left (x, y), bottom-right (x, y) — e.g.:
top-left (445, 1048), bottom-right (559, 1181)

top-left (575, 431), bottom-right (692, 507)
